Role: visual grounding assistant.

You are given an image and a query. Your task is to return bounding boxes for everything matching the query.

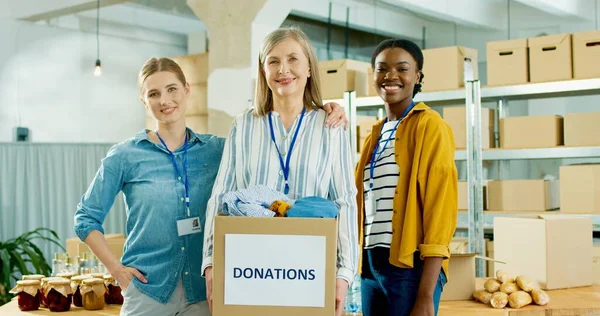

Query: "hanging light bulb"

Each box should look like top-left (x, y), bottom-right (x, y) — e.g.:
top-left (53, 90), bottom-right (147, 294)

top-left (94, 59), bottom-right (102, 76)
top-left (93, 0), bottom-right (102, 77)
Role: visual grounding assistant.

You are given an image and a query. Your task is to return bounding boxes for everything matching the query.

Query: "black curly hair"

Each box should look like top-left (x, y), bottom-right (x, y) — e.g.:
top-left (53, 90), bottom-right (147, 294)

top-left (370, 39), bottom-right (425, 98)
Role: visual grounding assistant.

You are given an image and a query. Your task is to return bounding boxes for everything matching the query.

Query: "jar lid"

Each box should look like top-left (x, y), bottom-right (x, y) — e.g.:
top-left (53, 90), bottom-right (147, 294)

top-left (71, 275), bottom-right (92, 282)
top-left (103, 274), bottom-right (114, 280)
top-left (82, 278), bottom-right (105, 285)
top-left (17, 280), bottom-right (41, 286)
top-left (41, 276), bottom-right (62, 283)
top-left (90, 273), bottom-right (104, 279)
top-left (48, 278), bottom-right (71, 286)
top-left (22, 274), bottom-right (45, 281)
top-left (57, 272), bottom-right (76, 279)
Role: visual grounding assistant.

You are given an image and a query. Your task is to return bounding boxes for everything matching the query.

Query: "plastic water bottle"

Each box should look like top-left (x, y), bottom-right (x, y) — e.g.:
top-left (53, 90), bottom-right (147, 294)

top-left (344, 275), bottom-right (362, 314)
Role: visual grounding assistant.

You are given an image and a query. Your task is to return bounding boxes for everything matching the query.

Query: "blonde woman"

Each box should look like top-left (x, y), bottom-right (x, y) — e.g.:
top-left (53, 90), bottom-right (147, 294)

top-left (74, 57), bottom-right (348, 316)
top-left (202, 27), bottom-right (359, 316)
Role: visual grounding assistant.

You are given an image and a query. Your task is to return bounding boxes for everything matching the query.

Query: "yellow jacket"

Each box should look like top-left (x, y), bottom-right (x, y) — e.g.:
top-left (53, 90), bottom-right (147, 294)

top-left (355, 102), bottom-right (458, 278)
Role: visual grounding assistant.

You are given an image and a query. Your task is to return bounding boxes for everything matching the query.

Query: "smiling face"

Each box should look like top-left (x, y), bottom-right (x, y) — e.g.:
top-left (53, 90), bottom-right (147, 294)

top-left (373, 47), bottom-right (421, 106)
top-left (262, 37), bottom-right (311, 101)
top-left (141, 71), bottom-right (190, 126)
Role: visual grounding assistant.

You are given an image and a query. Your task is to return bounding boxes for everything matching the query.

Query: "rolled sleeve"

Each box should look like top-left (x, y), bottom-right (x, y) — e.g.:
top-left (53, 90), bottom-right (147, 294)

top-left (329, 126), bottom-right (359, 285)
top-left (202, 121), bottom-right (238, 276)
top-left (417, 118), bottom-right (458, 261)
top-left (73, 146), bottom-right (124, 241)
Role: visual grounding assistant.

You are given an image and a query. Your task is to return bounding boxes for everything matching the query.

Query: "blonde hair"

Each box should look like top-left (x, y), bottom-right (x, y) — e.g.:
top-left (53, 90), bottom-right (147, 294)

top-left (253, 27), bottom-right (323, 116)
top-left (137, 57), bottom-right (187, 96)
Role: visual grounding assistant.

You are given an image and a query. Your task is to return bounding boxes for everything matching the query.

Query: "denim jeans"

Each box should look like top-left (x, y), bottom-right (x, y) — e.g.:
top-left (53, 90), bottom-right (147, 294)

top-left (361, 247), bottom-right (446, 316)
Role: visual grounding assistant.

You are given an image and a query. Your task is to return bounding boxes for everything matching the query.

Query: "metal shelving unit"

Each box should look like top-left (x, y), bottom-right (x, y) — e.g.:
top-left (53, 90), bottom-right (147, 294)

top-left (455, 146), bottom-right (600, 160)
top-left (335, 74), bottom-right (600, 278)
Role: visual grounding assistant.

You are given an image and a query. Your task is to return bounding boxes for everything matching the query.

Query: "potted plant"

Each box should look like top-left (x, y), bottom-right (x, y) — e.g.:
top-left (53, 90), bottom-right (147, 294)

top-left (0, 228), bottom-right (64, 306)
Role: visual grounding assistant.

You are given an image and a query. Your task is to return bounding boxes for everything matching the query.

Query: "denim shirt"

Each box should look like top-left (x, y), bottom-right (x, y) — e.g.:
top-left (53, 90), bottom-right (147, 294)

top-left (74, 128), bottom-right (225, 304)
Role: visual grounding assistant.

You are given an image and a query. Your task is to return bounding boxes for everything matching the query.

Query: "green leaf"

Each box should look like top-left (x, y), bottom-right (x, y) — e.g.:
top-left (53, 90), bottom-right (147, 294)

top-left (20, 244), bottom-right (41, 274)
top-left (0, 249), bottom-right (11, 289)
top-left (9, 250), bottom-right (29, 276)
top-left (27, 242), bottom-right (51, 275)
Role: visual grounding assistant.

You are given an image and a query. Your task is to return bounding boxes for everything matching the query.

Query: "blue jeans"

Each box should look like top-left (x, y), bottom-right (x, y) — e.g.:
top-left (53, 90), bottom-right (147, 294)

top-left (360, 247), bottom-right (446, 316)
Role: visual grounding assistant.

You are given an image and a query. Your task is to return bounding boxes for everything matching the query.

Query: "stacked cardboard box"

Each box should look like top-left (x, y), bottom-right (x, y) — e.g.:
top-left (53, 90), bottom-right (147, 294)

top-left (487, 179), bottom-right (559, 212)
top-left (486, 30), bottom-right (600, 86)
top-left (356, 116), bottom-right (379, 153)
top-left (443, 106), bottom-right (495, 149)
top-left (500, 115), bottom-right (563, 148)
top-left (421, 46), bottom-right (478, 92)
top-left (559, 164), bottom-right (600, 213)
top-left (319, 59), bottom-right (371, 100)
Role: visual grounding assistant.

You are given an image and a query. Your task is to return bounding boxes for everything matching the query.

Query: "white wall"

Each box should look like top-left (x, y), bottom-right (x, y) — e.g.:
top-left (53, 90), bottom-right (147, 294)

top-left (0, 18), bottom-right (187, 143)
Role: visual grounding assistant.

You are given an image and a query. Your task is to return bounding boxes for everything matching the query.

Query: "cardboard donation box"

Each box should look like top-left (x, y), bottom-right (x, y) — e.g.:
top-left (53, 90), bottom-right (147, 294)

top-left (66, 234), bottom-right (125, 260)
top-left (212, 216), bottom-right (337, 316)
top-left (494, 215), bottom-right (593, 290)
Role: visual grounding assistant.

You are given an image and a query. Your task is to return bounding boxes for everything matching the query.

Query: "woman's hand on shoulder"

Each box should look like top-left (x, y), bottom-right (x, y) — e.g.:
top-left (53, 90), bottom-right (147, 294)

top-left (323, 102), bottom-right (349, 130)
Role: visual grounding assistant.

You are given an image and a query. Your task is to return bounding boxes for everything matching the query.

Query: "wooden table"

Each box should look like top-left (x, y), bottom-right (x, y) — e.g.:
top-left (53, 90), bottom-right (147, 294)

top-left (2, 286), bottom-right (599, 316)
top-left (0, 300), bottom-right (121, 315)
top-left (439, 285), bottom-right (600, 316)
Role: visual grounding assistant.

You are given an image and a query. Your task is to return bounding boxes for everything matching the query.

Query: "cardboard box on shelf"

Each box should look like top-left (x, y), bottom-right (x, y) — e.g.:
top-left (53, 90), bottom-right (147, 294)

top-left (564, 112), bottom-right (600, 147)
top-left (421, 46), bottom-right (478, 92)
top-left (500, 115), bottom-right (563, 148)
top-left (594, 245), bottom-right (600, 284)
top-left (356, 116), bottom-right (379, 151)
top-left (487, 240), bottom-right (495, 278)
top-left (488, 179), bottom-right (559, 211)
top-left (572, 30), bottom-right (600, 79)
top-left (66, 234), bottom-right (125, 260)
top-left (528, 33), bottom-right (572, 82)
top-left (212, 216), bottom-right (337, 316)
top-left (443, 106), bottom-right (495, 149)
top-left (171, 53), bottom-right (209, 85)
top-left (486, 38), bottom-right (529, 86)
top-left (186, 115), bottom-right (209, 134)
top-left (319, 59), bottom-right (371, 100)
top-left (186, 84), bottom-right (208, 116)
top-left (494, 215), bottom-right (593, 290)
top-left (367, 68), bottom-right (378, 96)
top-left (457, 180), bottom-right (488, 211)
top-left (559, 164), bottom-right (600, 213)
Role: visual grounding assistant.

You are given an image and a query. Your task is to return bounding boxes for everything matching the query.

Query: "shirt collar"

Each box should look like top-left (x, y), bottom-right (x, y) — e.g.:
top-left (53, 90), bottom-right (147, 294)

top-left (134, 127), bottom-right (203, 145)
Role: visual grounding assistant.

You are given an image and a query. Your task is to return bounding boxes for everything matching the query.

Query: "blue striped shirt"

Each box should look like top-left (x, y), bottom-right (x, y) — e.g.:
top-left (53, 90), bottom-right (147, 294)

top-left (202, 108), bottom-right (359, 284)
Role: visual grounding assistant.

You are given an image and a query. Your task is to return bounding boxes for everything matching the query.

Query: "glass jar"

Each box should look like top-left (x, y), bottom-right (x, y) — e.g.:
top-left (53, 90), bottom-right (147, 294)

top-left (46, 278), bottom-right (72, 312)
top-left (9, 280), bottom-right (41, 311)
top-left (103, 275), bottom-right (123, 305)
top-left (70, 275), bottom-right (92, 307)
top-left (81, 278), bottom-right (106, 310)
top-left (40, 277), bottom-right (62, 308)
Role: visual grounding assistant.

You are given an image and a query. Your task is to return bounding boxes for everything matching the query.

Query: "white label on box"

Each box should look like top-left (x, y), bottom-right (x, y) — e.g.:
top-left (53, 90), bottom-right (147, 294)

top-left (224, 234), bottom-right (326, 307)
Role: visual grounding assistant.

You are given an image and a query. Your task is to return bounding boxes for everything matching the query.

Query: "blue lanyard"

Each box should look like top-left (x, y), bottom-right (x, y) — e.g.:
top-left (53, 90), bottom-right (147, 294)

top-left (156, 130), bottom-right (191, 217)
top-left (268, 107), bottom-right (306, 195)
top-left (368, 102), bottom-right (415, 192)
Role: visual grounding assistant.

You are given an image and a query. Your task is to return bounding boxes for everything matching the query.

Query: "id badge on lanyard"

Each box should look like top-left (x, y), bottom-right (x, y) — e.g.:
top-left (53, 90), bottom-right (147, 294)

top-left (156, 131), bottom-right (201, 237)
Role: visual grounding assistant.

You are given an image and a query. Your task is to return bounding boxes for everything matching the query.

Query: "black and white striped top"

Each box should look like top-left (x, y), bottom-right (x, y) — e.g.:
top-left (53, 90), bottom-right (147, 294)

top-left (362, 120), bottom-right (400, 249)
